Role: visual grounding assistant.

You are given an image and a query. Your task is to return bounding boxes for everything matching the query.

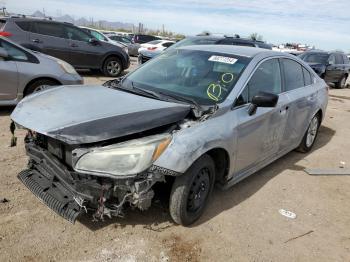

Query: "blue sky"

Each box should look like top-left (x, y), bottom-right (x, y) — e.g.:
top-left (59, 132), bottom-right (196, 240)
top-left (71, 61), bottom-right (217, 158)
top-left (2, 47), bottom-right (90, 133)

top-left (4, 0), bottom-right (350, 51)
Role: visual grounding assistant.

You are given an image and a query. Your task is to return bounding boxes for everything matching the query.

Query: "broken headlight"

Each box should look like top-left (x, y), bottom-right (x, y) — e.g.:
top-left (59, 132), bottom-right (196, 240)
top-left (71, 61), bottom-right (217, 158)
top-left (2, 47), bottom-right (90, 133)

top-left (74, 134), bottom-right (171, 177)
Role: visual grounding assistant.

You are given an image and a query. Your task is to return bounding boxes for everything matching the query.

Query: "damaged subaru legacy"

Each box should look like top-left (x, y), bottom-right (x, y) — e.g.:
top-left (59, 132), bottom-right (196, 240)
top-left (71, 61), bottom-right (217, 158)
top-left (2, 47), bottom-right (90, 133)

top-left (11, 45), bottom-right (328, 226)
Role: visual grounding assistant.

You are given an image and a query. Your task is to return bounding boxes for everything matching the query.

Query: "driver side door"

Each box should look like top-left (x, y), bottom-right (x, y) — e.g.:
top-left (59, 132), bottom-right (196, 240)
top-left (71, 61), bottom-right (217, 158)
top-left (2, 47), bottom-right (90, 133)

top-left (233, 58), bottom-right (290, 174)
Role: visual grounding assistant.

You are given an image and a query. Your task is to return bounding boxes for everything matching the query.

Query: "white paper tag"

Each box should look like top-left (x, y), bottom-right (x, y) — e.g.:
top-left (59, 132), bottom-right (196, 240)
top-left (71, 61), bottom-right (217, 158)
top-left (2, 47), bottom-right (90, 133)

top-left (208, 55), bottom-right (238, 64)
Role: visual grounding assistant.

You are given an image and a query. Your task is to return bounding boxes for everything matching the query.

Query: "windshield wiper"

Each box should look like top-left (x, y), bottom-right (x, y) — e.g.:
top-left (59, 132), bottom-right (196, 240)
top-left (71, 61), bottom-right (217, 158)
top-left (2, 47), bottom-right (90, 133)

top-left (130, 81), bottom-right (164, 100)
top-left (156, 91), bottom-right (202, 110)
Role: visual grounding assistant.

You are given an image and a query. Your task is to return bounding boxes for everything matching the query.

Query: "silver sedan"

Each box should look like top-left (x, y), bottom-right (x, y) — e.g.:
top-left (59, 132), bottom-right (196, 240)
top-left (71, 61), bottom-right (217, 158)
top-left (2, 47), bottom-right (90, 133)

top-left (11, 45), bottom-right (328, 226)
top-left (0, 36), bottom-right (83, 106)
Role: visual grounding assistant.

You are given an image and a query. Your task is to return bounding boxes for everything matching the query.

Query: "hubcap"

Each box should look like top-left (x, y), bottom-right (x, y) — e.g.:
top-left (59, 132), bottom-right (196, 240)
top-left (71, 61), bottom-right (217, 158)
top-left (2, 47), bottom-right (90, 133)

top-left (306, 116), bottom-right (319, 147)
top-left (106, 61), bottom-right (121, 76)
top-left (187, 168), bottom-right (210, 213)
top-left (34, 85), bottom-right (49, 93)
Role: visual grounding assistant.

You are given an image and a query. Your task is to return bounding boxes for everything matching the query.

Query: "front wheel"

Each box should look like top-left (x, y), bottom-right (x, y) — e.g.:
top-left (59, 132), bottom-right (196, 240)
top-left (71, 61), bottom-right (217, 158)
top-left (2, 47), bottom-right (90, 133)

top-left (24, 79), bottom-right (59, 96)
top-left (169, 154), bottom-right (215, 226)
top-left (103, 57), bottom-right (122, 77)
top-left (296, 114), bottom-right (320, 153)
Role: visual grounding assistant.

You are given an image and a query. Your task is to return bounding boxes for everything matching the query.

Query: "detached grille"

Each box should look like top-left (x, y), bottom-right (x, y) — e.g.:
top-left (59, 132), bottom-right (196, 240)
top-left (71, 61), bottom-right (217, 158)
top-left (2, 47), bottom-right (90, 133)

top-left (18, 169), bottom-right (82, 223)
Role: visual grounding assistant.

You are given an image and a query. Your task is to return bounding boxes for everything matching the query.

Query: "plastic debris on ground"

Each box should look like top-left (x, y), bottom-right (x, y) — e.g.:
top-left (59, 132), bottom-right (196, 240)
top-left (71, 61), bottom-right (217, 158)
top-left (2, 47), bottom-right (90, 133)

top-left (279, 209), bottom-right (297, 219)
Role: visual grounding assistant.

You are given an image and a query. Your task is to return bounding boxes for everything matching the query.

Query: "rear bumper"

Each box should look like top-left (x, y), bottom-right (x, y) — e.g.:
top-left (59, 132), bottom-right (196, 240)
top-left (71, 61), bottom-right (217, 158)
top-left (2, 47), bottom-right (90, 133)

top-left (18, 169), bottom-right (82, 223)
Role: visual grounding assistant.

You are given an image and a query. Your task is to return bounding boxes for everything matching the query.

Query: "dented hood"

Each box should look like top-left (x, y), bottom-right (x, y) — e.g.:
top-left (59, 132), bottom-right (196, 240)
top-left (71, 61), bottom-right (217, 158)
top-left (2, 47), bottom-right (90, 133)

top-left (11, 85), bottom-right (190, 144)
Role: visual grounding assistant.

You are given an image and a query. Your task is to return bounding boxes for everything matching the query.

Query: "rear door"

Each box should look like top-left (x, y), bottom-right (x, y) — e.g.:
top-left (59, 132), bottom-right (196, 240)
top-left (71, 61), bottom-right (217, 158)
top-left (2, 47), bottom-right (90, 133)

top-left (325, 54), bottom-right (341, 82)
top-left (233, 58), bottom-right (290, 173)
top-left (279, 58), bottom-right (316, 150)
top-left (28, 21), bottom-right (71, 62)
top-left (63, 25), bottom-right (103, 68)
top-left (0, 39), bottom-right (19, 100)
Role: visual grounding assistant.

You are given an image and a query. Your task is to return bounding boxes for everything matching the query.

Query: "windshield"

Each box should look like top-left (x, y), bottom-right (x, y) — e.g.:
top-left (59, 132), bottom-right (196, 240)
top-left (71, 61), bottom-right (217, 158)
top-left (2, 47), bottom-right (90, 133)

top-left (299, 53), bottom-right (329, 64)
top-left (125, 49), bottom-right (250, 105)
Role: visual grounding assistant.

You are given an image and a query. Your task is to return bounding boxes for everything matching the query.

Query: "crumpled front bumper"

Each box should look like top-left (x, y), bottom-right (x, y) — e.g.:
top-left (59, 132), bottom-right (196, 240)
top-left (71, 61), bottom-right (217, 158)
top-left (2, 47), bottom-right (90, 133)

top-left (18, 169), bottom-right (82, 223)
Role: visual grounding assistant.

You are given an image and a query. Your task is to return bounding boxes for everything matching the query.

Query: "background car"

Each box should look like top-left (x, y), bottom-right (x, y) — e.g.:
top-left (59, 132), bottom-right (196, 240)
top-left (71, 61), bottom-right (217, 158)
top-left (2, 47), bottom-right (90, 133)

top-left (299, 50), bottom-right (350, 88)
top-left (0, 17), bottom-right (130, 76)
top-left (138, 40), bottom-right (175, 64)
top-left (165, 35), bottom-right (272, 53)
top-left (79, 27), bottom-right (129, 52)
top-left (0, 36), bottom-right (82, 105)
top-left (128, 34), bottom-right (162, 56)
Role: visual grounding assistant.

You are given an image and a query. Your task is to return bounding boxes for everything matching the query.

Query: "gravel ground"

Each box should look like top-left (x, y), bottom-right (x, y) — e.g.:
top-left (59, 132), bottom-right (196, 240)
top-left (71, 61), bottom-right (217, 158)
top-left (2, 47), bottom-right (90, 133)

top-left (1, 58), bottom-right (350, 261)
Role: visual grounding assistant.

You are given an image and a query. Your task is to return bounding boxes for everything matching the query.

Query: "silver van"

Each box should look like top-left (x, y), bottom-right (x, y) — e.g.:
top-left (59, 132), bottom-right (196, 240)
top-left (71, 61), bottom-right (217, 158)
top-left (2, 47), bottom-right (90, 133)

top-left (11, 46), bottom-right (328, 226)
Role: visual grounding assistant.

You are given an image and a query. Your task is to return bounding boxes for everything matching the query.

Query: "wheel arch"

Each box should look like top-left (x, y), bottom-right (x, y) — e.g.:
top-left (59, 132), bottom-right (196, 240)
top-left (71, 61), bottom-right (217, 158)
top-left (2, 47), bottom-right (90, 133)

top-left (204, 148), bottom-right (230, 184)
top-left (101, 53), bottom-right (125, 70)
top-left (24, 77), bottom-right (61, 97)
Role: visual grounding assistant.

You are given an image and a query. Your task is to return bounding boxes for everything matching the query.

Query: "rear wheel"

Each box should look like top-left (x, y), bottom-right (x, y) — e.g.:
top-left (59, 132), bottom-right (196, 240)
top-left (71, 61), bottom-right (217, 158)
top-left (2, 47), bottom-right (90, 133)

top-left (169, 154), bottom-right (215, 226)
top-left (296, 114), bottom-right (320, 153)
top-left (103, 57), bottom-right (122, 77)
top-left (25, 79), bottom-right (59, 96)
top-left (335, 75), bottom-right (347, 89)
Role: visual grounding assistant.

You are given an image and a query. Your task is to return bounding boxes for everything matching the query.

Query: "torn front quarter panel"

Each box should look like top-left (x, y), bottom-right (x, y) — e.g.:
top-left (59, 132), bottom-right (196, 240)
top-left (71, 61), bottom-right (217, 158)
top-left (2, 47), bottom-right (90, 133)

top-left (11, 85), bottom-right (191, 144)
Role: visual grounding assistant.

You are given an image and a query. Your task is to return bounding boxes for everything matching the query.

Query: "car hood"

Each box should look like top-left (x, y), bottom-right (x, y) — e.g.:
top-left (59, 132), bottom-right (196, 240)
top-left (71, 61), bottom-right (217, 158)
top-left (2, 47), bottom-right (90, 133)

top-left (11, 85), bottom-right (191, 145)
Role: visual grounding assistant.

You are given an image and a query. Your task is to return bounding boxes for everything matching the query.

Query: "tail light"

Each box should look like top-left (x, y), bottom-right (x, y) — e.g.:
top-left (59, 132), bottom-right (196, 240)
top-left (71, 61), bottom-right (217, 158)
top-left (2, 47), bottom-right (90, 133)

top-left (0, 31), bottom-right (12, 37)
top-left (147, 47), bottom-right (157, 51)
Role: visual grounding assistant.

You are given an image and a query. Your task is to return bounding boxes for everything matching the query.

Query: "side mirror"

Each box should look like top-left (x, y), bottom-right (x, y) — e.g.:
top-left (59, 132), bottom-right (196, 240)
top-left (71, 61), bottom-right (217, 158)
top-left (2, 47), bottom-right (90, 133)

top-left (89, 38), bottom-right (99, 45)
top-left (0, 47), bottom-right (9, 59)
top-left (248, 92), bottom-right (279, 115)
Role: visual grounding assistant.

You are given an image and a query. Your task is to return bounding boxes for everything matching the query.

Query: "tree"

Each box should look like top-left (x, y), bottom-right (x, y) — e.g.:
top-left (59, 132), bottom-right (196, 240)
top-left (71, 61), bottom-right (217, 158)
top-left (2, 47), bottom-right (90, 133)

top-left (249, 32), bottom-right (263, 41)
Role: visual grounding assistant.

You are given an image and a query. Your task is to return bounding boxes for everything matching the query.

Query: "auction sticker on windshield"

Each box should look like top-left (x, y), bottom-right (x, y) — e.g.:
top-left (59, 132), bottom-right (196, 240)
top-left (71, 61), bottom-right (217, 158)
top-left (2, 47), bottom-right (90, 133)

top-left (208, 55), bottom-right (238, 64)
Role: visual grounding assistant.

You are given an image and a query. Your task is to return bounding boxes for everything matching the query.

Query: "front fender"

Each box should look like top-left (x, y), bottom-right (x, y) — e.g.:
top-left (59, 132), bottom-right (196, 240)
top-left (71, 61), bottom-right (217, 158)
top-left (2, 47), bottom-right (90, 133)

top-left (154, 112), bottom-right (236, 174)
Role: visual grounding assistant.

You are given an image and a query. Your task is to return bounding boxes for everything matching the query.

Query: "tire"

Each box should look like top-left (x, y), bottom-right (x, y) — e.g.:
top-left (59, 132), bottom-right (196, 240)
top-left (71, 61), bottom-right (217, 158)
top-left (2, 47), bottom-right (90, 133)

top-left (103, 57), bottom-right (122, 77)
top-left (24, 79), bottom-right (59, 96)
top-left (335, 75), bottom-right (347, 89)
top-left (169, 154), bottom-right (215, 226)
top-left (296, 113), bottom-right (321, 153)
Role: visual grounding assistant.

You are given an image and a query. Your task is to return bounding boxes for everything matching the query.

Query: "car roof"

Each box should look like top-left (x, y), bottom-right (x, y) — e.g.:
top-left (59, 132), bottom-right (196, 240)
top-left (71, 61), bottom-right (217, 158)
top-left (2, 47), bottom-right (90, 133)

top-left (178, 45), bottom-right (281, 58)
top-left (303, 50), bottom-right (344, 55)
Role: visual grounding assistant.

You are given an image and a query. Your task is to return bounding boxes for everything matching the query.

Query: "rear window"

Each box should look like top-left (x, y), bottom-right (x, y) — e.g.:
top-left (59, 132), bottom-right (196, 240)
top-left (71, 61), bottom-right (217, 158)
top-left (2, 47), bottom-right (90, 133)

top-left (232, 41), bottom-right (255, 47)
top-left (147, 40), bottom-right (162, 45)
top-left (15, 21), bottom-right (31, 32)
top-left (282, 59), bottom-right (304, 91)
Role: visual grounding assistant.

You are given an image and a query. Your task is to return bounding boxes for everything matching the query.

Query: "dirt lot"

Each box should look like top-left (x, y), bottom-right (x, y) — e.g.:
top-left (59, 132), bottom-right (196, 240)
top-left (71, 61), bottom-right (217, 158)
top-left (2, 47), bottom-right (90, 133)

top-left (1, 59), bottom-right (350, 261)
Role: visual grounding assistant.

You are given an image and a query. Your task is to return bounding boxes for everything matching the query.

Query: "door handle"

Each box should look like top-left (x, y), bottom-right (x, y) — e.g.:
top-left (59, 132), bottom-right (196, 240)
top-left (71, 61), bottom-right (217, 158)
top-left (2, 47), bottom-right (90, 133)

top-left (70, 43), bottom-right (78, 47)
top-left (32, 39), bottom-right (41, 43)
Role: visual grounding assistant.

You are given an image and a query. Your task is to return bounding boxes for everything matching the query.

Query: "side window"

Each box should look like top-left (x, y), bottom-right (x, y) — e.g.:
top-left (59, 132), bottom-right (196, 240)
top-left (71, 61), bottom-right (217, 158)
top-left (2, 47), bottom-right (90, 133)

top-left (328, 54), bottom-right (336, 65)
top-left (217, 39), bottom-right (233, 45)
top-left (232, 41), bottom-right (255, 47)
top-left (302, 67), bottom-right (313, 86)
top-left (64, 26), bottom-right (91, 42)
top-left (162, 42), bottom-right (174, 48)
top-left (15, 21), bottom-right (31, 32)
top-left (282, 59), bottom-right (304, 91)
top-left (343, 55), bottom-right (350, 64)
top-left (90, 31), bottom-right (105, 41)
top-left (0, 39), bottom-right (28, 61)
top-left (35, 22), bottom-right (65, 38)
top-left (236, 59), bottom-right (282, 106)
top-left (335, 54), bottom-right (343, 64)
